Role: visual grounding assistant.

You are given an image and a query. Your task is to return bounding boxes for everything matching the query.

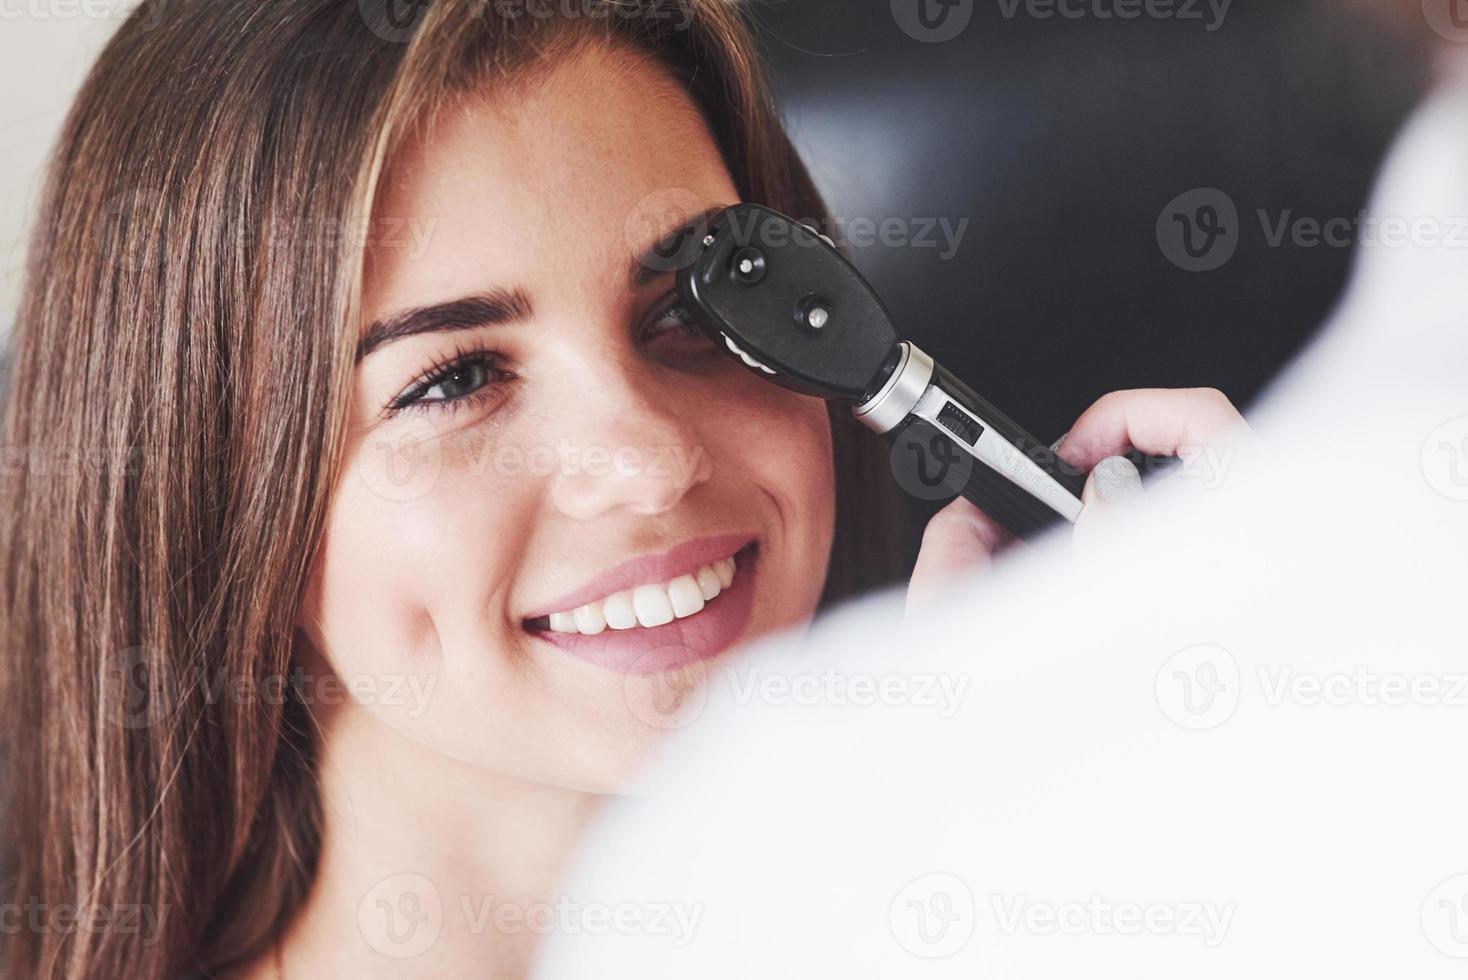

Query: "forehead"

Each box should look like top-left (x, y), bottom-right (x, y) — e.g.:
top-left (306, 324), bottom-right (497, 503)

top-left (363, 42), bottom-right (738, 314)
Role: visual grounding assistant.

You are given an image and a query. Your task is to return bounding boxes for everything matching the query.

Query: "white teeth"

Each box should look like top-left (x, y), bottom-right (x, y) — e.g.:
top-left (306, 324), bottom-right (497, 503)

top-left (632, 584), bottom-right (674, 628)
top-left (537, 556), bottom-right (741, 634)
top-left (713, 557), bottom-right (734, 589)
top-left (573, 603), bottom-right (606, 635)
top-left (695, 565), bottom-right (721, 600)
top-left (667, 575), bottom-right (705, 619)
top-left (603, 591), bottom-right (638, 630)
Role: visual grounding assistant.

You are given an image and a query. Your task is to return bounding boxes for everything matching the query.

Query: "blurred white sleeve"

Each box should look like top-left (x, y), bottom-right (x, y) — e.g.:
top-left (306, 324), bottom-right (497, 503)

top-left (535, 74), bottom-right (1468, 980)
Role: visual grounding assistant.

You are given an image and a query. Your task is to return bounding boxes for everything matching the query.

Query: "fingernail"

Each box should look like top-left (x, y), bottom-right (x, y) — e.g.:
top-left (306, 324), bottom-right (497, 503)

top-left (1093, 455), bottom-right (1142, 502)
top-left (1050, 431), bottom-right (1070, 453)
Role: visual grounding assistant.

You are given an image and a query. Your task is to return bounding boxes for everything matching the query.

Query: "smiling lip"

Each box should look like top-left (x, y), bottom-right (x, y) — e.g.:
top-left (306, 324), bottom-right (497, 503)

top-left (523, 536), bottom-right (759, 675)
top-left (520, 533), bottom-right (755, 621)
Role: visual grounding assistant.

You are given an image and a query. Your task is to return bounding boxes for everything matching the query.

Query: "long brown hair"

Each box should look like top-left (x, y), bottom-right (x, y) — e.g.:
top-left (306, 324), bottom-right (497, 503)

top-left (0, 2), bottom-right (898, 977)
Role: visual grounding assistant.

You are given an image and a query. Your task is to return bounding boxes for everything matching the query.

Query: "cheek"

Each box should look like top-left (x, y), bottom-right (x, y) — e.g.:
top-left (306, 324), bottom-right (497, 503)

top-left (710, 380), bottom-right (836, 622)
top-left (301, 429), bottom-right (541, 725)
top-left (301, 430), bottom-right (665, 787)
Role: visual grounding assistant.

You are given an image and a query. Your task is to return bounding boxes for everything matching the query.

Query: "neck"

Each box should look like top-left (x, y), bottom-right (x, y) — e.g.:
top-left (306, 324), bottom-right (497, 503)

top-left (276, 702), bottom-right (602, 979)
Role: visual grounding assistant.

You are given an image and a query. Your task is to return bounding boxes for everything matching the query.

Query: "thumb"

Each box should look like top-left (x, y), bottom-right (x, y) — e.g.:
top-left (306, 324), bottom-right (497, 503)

top-left (1073, 455), bottom-right (1144, 554)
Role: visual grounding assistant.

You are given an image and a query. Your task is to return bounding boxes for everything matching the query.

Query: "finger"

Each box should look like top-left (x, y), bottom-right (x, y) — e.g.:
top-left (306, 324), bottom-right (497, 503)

top-left (1072, 455), bottom-right (1144, 555)
top-left (906, 496), bottom-right (1012, 619)
top-left (1056, 388), bottom-right (1251, 473)
top-left (1085, 455), bottom-right (1145, 505)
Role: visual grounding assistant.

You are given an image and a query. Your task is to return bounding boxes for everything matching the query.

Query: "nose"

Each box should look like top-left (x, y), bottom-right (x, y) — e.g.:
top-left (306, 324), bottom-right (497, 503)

top-left (546, 363), bottom-right (713, 522)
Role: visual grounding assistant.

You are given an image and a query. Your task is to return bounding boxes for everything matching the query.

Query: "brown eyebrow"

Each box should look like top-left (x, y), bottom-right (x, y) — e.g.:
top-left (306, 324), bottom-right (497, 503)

top-left (627, 205), bottom-right (726, 289)
top-left (358, 204), bottom-right (726, 361)
top-left (356, 289), bottom-right (533, 362)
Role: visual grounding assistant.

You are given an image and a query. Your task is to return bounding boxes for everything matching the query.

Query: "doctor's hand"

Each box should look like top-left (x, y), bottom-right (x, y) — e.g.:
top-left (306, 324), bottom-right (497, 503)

top-left (905, 387), bottom-right (1252, 617)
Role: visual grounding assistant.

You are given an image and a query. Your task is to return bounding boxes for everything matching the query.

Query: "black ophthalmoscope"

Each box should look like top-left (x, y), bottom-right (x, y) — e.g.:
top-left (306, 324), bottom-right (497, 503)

top-left (675, 204), bottom-right (1086, 540)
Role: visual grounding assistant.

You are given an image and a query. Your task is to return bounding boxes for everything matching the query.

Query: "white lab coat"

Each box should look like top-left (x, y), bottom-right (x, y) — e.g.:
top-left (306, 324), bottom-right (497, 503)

top-left (536, 74), bottom-right (1468, 979)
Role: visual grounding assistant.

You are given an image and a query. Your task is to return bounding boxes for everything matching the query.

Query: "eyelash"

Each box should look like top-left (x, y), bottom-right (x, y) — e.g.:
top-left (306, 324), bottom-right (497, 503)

top-left (648, 297), bottom-right (703, 339)
top-left (383, 296), bottom-right (706, 418)
top-left (385, 343), bottom-right (510, 419)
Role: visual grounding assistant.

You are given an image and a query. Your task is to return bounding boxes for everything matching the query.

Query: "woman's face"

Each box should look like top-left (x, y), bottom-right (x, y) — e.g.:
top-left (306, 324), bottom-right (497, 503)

top-left (300, 42), bottom-right (836, 791)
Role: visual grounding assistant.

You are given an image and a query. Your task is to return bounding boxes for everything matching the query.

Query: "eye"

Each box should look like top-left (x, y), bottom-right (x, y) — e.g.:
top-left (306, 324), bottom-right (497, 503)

top-left (387, 348), bottom-right (511, 417)
top-left (644, 296), bottom-right (714, 351)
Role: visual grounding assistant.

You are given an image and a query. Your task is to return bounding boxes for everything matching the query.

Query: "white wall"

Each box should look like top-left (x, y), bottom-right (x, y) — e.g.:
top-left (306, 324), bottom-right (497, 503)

top-left (0, 1), bottom-right (138, 339)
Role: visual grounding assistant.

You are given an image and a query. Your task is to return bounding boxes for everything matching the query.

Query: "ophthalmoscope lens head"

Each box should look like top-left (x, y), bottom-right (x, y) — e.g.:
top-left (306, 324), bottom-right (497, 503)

top-left (674, 204), bottom-right (902, 402)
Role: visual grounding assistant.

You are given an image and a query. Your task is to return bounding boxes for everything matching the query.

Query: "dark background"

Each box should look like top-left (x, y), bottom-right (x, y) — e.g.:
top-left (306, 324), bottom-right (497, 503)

top-left (747, 0), bottom-right (1429, 571)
